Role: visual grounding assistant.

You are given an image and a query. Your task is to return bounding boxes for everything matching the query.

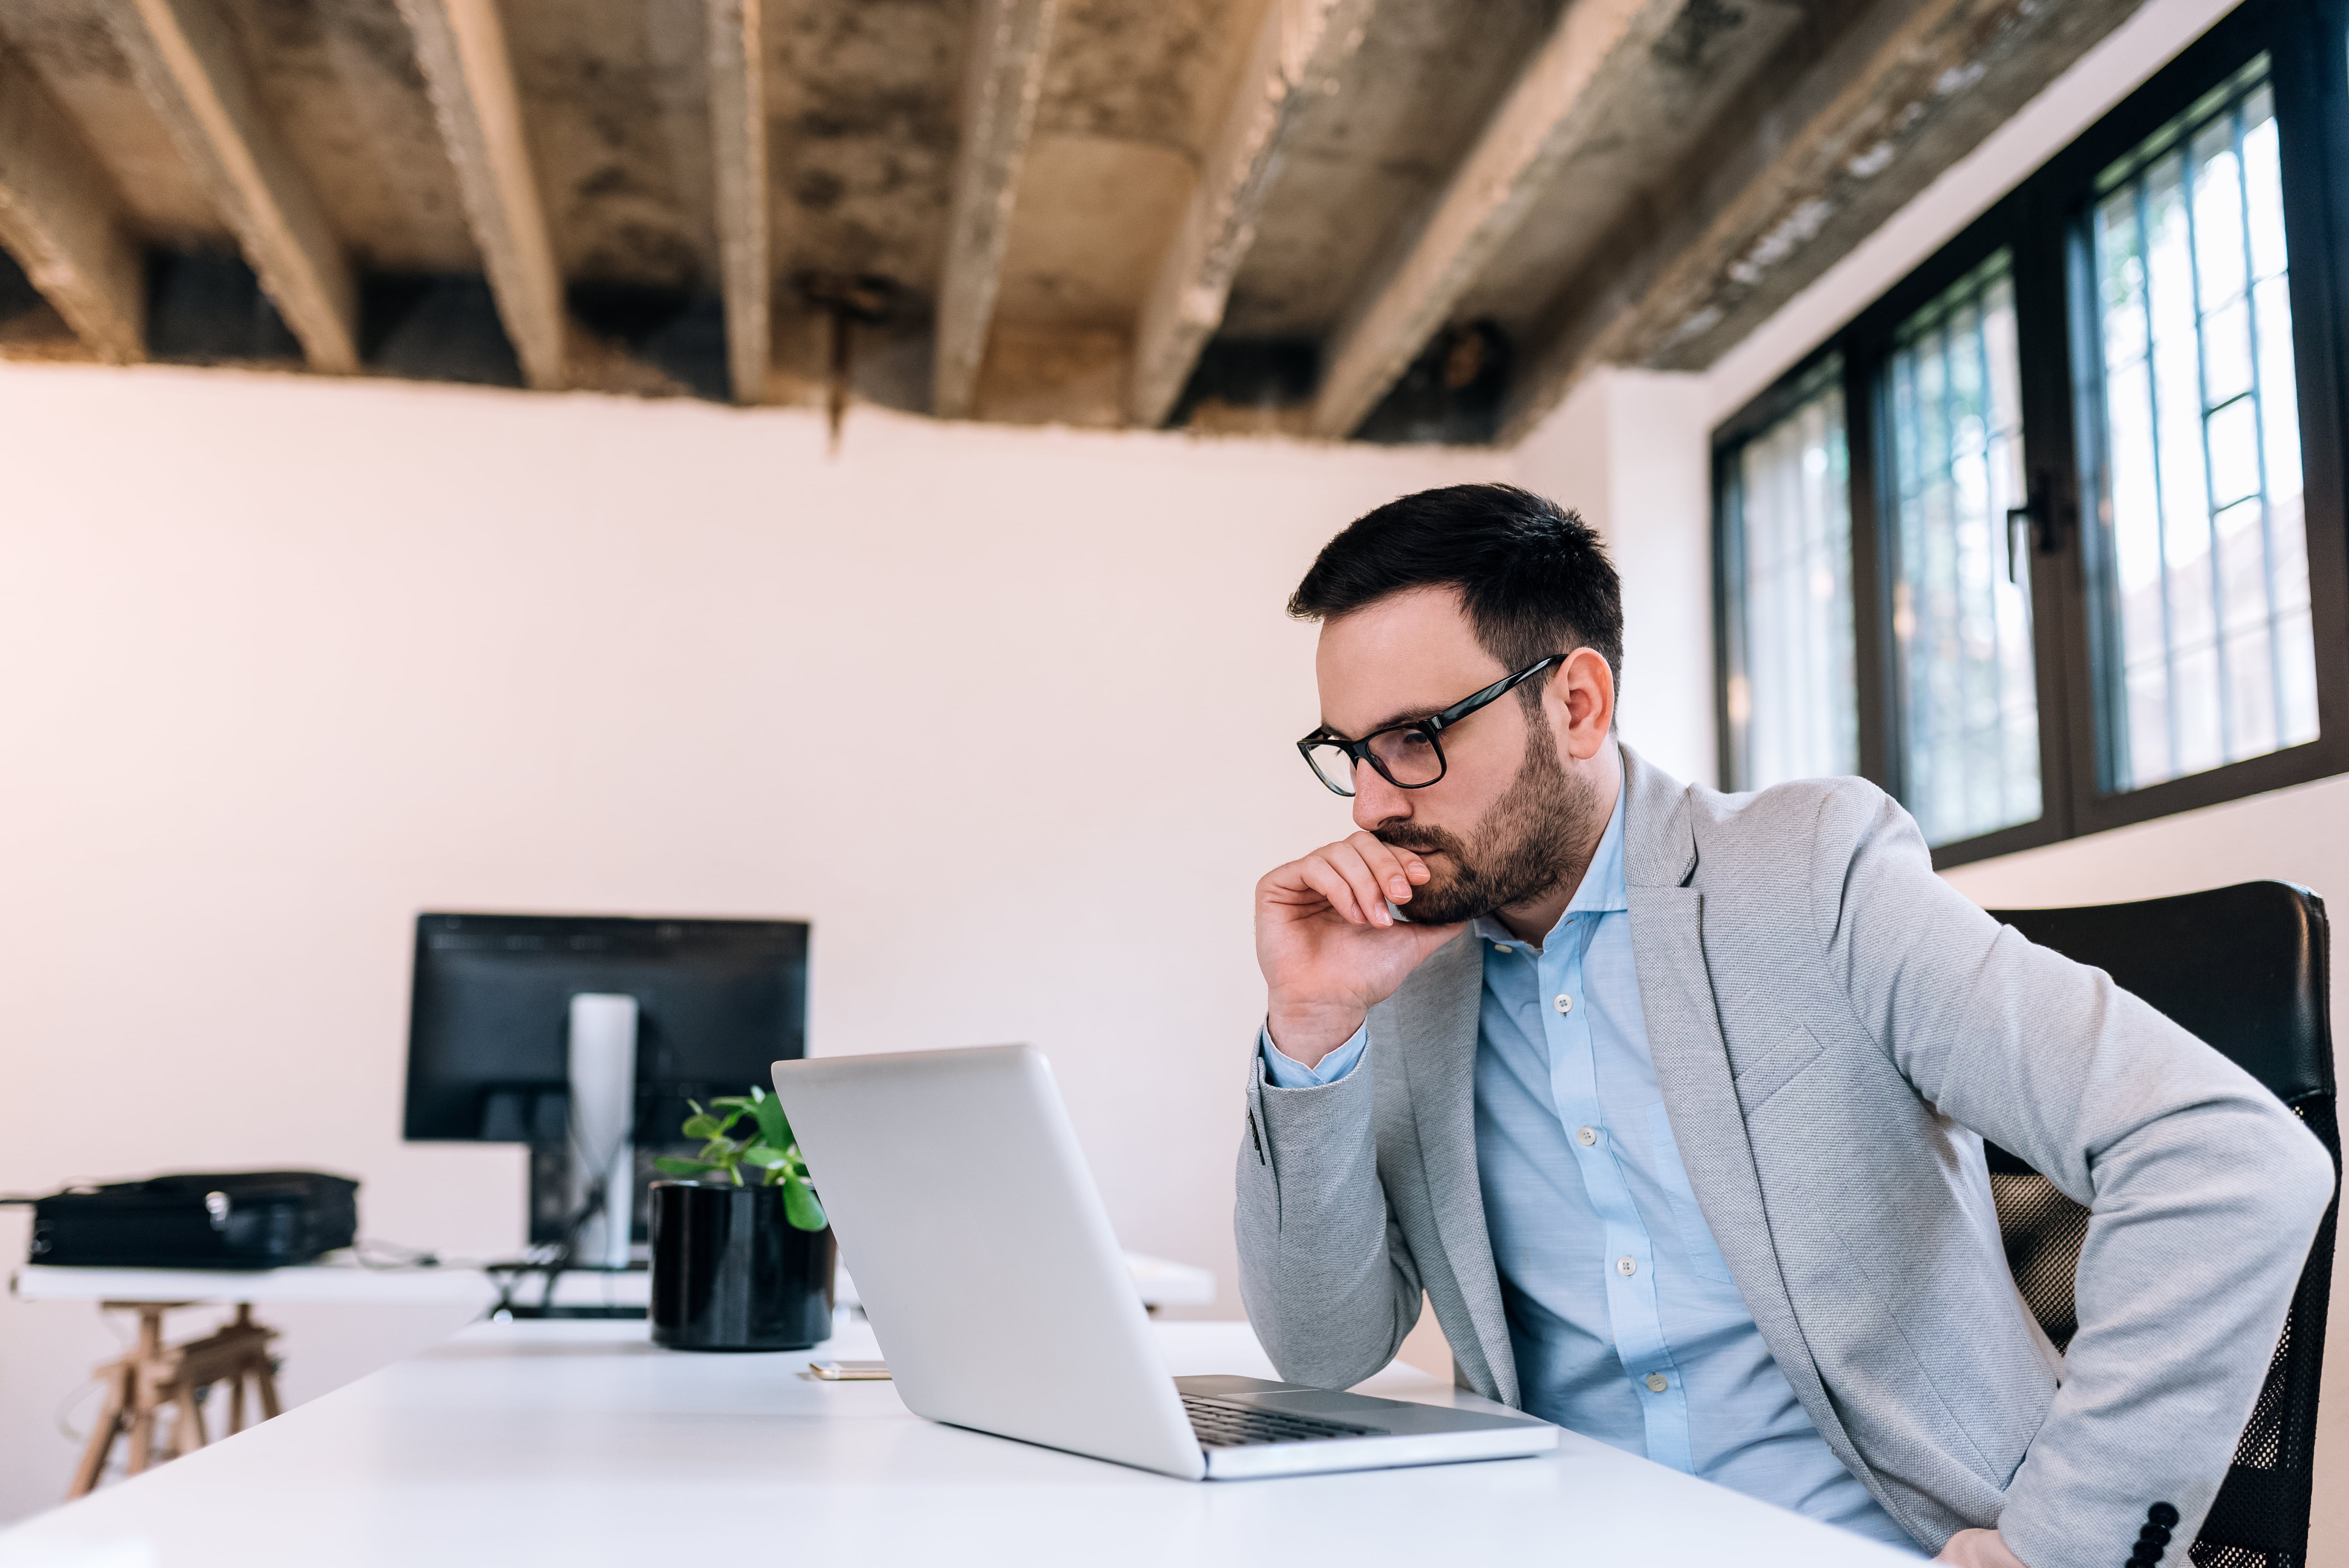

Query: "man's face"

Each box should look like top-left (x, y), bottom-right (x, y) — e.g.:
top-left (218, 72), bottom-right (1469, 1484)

top-left (1313, 588), bottom-right (1600, 926)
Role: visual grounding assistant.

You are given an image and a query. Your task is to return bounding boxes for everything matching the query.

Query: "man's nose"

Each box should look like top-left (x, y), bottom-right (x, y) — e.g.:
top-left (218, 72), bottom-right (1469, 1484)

top-left (1352, 764), bottom-right (1409, 832)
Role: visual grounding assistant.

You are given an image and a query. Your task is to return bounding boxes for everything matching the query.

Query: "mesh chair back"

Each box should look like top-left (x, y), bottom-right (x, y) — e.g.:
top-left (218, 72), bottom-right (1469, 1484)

top-left (1987, 882), bottom-right (2338, 1568)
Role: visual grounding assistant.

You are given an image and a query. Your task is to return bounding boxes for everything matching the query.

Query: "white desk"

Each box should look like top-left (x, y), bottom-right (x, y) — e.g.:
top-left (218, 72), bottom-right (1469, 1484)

top-left (0, 1317), bottom-right (1912, 1568)
top-left (12, 1260), bottom-right (514, 1308)
top-left (11, 1251), bottom-right (1216, 1312)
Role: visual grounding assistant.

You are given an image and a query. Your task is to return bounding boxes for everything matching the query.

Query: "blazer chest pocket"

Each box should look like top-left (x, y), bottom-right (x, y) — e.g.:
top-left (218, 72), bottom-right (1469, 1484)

top-left (1729, 1023), bottom-right (1830, 1114)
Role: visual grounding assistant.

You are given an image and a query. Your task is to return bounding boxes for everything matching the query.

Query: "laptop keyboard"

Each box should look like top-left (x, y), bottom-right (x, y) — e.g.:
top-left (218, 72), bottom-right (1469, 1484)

top-left (1180, 1392), bottom-right (1381, 1448)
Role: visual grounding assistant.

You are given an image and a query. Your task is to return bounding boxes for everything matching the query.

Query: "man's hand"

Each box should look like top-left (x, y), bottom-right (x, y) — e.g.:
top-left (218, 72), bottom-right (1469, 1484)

top-left (1937, 1529), bottom-right (2028, 1568)
top-left (1255, 831), bottom-right (1465, 1067)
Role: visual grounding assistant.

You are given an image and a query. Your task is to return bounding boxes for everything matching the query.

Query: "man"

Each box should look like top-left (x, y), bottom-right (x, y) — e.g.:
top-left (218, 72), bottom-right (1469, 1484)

top-left (1236, 484), bottom-right (2333, 1568)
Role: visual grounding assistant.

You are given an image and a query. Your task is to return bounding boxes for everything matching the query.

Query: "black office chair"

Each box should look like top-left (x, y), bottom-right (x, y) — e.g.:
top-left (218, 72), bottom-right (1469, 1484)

top-left (1987, 882), bottom-right (2339, 1568)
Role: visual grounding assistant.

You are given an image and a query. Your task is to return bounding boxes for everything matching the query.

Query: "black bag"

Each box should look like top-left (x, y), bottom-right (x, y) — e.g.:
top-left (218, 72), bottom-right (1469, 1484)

top-left (29, 1171), bottom-right (360, 1269)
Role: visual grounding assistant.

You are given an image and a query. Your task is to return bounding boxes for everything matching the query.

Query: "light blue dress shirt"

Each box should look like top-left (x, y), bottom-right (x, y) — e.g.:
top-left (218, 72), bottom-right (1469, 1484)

top-left (1262, 775), bottom-right (1914, 1551)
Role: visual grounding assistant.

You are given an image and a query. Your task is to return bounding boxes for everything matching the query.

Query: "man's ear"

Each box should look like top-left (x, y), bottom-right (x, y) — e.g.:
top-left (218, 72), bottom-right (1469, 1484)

top-left (1552, 647), bottom-right (1615, 759)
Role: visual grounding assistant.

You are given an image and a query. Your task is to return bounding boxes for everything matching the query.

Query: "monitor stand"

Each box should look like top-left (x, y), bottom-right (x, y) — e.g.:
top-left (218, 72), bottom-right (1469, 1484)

top-left (565, 991), bottom-right (638, 1271)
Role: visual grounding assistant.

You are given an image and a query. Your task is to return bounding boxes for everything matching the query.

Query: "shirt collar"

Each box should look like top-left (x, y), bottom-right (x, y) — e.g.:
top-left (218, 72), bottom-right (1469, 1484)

top-left (1468, 757), bottom-right (1630, 950)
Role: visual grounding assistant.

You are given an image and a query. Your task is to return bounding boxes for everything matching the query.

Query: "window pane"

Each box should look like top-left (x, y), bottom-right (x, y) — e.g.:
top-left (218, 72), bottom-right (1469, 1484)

top-left (2084, 55), bottom-right (2319, 791)
top-left (1726, 362), bottom-right (1858, 790)
top-left (1886, 250), bottom-right (2042, 846)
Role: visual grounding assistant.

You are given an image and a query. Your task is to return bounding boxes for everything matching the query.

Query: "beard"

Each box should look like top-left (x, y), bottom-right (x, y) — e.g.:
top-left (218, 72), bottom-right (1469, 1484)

top-left (1373, 712), bottom-right (1602, 927)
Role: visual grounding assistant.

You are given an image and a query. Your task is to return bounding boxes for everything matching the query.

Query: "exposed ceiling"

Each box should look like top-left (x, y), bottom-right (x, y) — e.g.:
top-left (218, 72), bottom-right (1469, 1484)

top-left (0, 0), bottom-right (2148, 442)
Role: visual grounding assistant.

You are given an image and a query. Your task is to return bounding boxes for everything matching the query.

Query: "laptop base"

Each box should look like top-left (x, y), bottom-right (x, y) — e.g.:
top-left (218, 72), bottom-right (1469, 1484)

top-left (1177, 1376), bottom-right (1557, 1479)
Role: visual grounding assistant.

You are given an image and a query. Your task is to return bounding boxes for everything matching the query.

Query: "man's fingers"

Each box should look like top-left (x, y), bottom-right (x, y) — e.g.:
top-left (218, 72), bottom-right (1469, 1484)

top-left (1260, 836), bottom-right (1438, 928)
top-left (1346, 832), bottom-right (1423, 905)
top-left (1293, 857), bottom-right (1370, 925)
top-left (1319, 841), bottom-right (1396, 927)
top-left (1344, 831), bottom-right (1409, 906)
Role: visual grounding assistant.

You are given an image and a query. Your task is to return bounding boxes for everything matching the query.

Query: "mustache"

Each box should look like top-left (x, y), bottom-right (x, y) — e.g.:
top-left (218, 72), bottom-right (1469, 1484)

top-left (1374, 825), bottom-right (1467, 858)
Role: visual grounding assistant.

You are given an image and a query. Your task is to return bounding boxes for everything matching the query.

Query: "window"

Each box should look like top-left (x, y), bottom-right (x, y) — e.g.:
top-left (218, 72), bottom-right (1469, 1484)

top-left (2079, 59), bottom-right (2321, 792)
top-left (1713, 0), bottom-right (2349, 866)
top-left (1885, 253), bottom-right (2042, 846)
top-left (1718, 359), bottom-right (1857, 791)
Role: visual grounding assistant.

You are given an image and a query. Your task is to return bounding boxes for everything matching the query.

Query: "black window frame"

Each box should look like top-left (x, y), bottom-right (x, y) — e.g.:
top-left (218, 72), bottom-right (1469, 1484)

top-left (1713, 0), bottom-right (2349, 868)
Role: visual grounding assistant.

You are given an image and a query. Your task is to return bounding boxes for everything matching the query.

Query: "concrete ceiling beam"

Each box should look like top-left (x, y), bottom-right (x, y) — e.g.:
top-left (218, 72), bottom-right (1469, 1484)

top-left (0, 50), bottom-right (146, 363)
top-left (1499, 0), bottom-right (2146, 442)
top-left (705, 0), bottom-right (770, 406)
top-left (396, 0), bottom-right (567, 392)
top-left (933, 0), bottom-right (1062, 421)
top-left (110, 0), bottom-right (359, 374)
top-left (1125, 0), bottom-right (1373, 429)
top-left (1308, 0), bottom-right (1693, 441)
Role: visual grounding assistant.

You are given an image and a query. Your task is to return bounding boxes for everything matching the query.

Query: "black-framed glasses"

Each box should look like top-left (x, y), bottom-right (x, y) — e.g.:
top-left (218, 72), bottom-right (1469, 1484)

top-left (1297, 655), bottom-right (1565, 796)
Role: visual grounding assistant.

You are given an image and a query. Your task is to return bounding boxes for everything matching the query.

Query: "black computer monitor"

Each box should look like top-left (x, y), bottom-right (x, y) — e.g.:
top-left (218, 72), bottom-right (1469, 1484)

top-left (403, 912), bottom-right (808, 1241)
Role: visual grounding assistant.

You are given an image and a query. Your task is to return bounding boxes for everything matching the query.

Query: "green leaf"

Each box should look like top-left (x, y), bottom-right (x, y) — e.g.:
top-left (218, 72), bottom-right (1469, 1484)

top-left (681, 1114), bottom-right (723, 1139)
top-left (740, 1144), bottom-right (789, 1168)
top-left (779, 1173), bottom-right (826, 1232)
top-left (748, 1088), bottom-right (794, 1153)
top-left (653, 1157), bottom-right (714, 1178)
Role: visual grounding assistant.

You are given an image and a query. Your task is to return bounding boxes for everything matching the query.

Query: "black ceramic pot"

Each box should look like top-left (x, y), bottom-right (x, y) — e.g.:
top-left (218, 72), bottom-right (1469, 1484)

top-left (648, 1180), bottom-right (836, 1351)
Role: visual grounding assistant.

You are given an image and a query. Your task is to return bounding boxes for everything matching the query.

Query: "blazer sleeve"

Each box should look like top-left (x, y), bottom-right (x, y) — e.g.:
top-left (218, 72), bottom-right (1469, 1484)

top-left (1235, 1036), bottom-right (1426, 1389)
top-left (1809, 784), bottom-right (2336, 1568)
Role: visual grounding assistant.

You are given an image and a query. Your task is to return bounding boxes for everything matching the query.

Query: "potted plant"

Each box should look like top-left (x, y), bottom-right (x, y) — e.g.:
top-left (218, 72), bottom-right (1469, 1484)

top-left (646, 1085), bottom-right (835, 1352)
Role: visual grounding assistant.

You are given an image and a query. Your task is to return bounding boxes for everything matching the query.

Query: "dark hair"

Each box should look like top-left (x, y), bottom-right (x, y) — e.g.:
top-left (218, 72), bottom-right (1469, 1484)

top-left (1288, 484), bottom-right (1624, 695)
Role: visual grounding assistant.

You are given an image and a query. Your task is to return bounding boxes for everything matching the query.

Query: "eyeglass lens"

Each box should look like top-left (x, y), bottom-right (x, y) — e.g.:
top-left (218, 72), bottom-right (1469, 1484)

top-left (1305, 727), bottom-right (1444, 794)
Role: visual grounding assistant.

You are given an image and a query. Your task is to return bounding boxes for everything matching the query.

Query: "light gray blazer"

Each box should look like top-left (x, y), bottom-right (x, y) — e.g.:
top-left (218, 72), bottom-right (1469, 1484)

top-left (1235, 746), bottom-right (2333, 1568)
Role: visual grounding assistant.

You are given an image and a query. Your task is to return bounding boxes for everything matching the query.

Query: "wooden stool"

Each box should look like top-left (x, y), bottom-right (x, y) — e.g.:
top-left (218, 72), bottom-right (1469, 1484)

top-left (69, 1302), bottom-right (283, 1498)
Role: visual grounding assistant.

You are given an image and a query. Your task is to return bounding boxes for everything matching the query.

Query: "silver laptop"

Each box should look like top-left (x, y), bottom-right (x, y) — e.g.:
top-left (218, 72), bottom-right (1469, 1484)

top-left (771, 1044), bottom-right (1557, 1480)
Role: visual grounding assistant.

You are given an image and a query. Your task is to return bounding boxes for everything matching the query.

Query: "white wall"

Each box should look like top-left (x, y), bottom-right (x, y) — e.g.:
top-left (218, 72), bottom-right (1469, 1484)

top-left (0, 362), bottom-right (1507, 1521)
top-left (1516, 368), bottom-right (1718, 787)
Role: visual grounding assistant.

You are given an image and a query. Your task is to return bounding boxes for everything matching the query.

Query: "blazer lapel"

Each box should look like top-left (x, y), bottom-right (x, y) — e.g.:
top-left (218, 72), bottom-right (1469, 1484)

top-left (1387, 928), bottom-right (1518, 1405)
top-left (1621, 747), bottom-right (1868, 1481)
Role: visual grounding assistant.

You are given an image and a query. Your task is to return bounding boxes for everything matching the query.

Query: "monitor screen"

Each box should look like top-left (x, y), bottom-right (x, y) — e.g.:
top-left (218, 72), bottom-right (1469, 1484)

top-left (402, 912), bottom-right (809, 1145)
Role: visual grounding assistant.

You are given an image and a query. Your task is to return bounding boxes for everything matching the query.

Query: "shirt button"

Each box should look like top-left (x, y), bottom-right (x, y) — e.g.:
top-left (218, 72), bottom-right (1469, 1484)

top-left (1646, 1373), bottom-right (1668, 1393)
top-left (1494, 944), bottom-right (1512, 954)
top-left (1554, 994), bottom-right (1573, 1014)
top-left (1615, 1256), bottom-right (1637, 1277)
top-left (1576, 1126), bottom-right (1597, 1146)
